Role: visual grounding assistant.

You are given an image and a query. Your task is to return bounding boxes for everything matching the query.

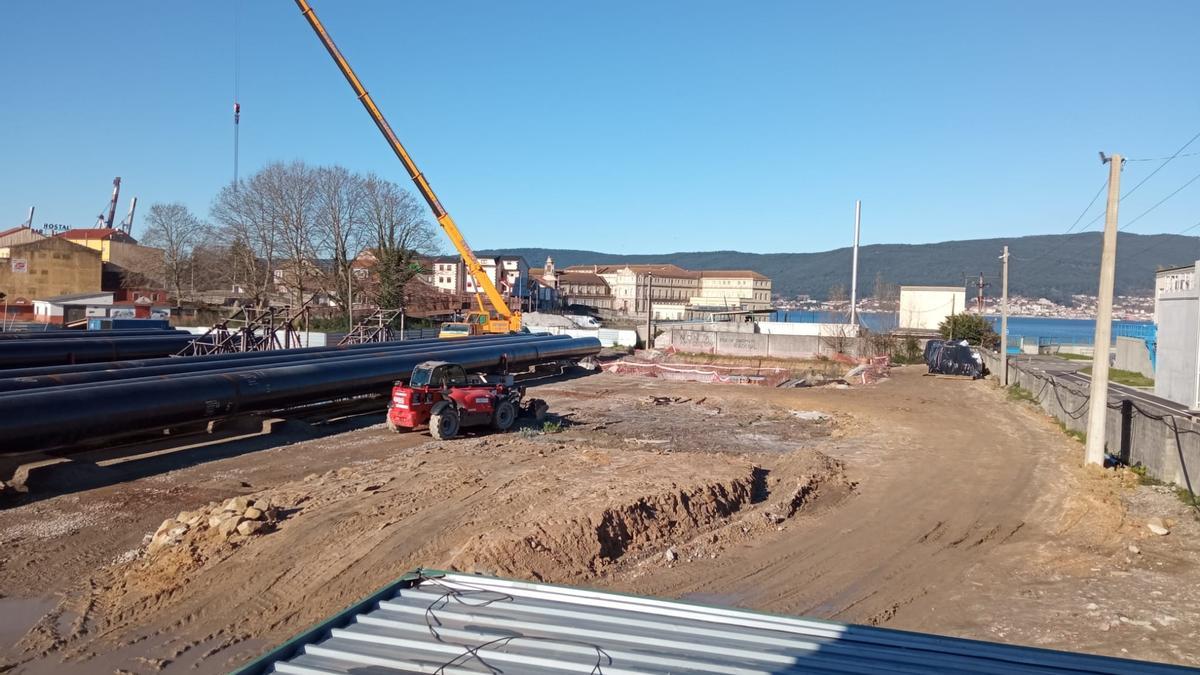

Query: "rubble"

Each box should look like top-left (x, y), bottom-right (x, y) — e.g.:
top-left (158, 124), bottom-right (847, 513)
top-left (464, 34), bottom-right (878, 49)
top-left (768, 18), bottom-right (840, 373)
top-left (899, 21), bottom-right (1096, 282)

top-left (146, 496), bottom-right (282, 555)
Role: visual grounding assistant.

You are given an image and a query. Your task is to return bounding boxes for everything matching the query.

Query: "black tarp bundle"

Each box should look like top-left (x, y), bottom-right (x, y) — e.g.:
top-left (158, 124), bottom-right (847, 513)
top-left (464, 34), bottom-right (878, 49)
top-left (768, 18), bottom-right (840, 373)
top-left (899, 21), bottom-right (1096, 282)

top-left (924, 339), bottom-right (986, 378)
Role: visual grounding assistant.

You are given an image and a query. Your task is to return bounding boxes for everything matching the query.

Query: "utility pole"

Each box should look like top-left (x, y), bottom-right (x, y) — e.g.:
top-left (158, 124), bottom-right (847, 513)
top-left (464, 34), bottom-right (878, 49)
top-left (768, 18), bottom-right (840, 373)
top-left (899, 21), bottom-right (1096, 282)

top-left (850, 200), bottom-right (861, 325)
top-left (24, 206), bottom-right (35, 229)
top-left (999, 246), bottom-right (1009, 386)
top-left (1085, 153), bottom-right (1122, 467)
top-left (949, 294), bottom-right (956, 341)
top-left (645, 274), bottom-right (654, 349)
top-left (975, 272), bottom-right (990, 313)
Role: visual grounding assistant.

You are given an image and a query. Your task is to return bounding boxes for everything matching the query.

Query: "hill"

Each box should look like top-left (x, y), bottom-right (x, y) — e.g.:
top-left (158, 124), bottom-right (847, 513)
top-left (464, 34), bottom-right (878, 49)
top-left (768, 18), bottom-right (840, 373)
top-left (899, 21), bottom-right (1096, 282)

top-left (481, 232), bottom-right (1199, 302)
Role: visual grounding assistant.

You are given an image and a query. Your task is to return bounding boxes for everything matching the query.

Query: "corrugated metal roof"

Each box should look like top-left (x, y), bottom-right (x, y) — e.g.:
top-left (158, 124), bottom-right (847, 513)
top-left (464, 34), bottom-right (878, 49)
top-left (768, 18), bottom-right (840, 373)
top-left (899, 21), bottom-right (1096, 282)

top-left (235, 570), bottom-right (1197, 674)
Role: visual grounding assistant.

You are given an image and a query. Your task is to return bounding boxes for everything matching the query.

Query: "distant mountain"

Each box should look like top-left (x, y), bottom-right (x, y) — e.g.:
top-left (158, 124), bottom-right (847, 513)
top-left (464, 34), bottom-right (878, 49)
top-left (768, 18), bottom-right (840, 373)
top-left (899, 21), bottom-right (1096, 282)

top-left (480, 232), bottom-right (1200, 302)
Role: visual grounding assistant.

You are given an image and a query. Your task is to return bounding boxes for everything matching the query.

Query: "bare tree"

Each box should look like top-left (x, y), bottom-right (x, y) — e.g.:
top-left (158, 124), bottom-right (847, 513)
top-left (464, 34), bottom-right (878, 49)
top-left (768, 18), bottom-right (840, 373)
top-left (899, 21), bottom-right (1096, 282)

top-left (262, 161), bottom-right (320, 306)
top-left (211, 177), bottom-right (278, 307)
top-left (361, 173), bottom-right (437, 313)
top-left (873, 272), bottom-right (898, 311)
top-left (828, 283), bottom-right (847, 304)
top-left (313, 165), bottom-right (367, 326)
top-left (140, 202), bottom-right (209, 304)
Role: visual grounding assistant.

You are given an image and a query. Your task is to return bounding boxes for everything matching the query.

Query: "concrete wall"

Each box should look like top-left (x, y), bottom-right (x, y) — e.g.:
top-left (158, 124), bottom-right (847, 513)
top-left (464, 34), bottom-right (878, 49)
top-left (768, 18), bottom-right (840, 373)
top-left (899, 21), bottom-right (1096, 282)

top-left (982, 350), bottom-right (1200, 491)
top-left (899, 286), bottom-right (966, 331)
top-left (662, 327), bottom-right (863, 359)
top-left (1155, 287), bottom-right (1199, 409)
top-left (1115, 336), bottom-right (1154, 380)
top-left (0, 238), bottom-right (103, 301)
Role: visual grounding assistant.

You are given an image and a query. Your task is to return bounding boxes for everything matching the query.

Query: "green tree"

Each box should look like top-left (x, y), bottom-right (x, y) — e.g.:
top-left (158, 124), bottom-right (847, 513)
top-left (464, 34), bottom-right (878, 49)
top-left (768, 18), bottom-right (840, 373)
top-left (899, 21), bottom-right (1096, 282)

top-left (938, 312), bottom-right (999, 348)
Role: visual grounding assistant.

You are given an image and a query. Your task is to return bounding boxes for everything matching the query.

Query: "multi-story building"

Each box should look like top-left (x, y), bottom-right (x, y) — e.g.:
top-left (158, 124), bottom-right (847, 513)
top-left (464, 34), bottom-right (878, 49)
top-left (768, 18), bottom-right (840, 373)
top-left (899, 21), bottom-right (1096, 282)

top-left (552, 263), bottom-right (773, 319)
top-left (691, 271), bottom-right (773, 310)
top-left (556, 271), bottom-right (613, 310)
top-left (426, 256), bottom-right (464, 295)
top-left (1155, 264), bottom-right (1194, 325)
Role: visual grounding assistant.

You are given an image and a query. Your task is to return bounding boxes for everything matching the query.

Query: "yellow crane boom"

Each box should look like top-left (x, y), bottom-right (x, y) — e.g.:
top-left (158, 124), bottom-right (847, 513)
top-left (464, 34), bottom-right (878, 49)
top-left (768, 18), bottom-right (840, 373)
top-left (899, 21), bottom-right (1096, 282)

top-left (295, 0), bottom-right (520, 334)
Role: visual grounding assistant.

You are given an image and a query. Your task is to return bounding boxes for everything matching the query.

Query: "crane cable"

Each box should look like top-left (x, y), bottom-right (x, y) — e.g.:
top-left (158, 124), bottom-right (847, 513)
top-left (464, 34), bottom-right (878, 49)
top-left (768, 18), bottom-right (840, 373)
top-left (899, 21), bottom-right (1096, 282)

top-left (233, 0), bottom-right (241, 189)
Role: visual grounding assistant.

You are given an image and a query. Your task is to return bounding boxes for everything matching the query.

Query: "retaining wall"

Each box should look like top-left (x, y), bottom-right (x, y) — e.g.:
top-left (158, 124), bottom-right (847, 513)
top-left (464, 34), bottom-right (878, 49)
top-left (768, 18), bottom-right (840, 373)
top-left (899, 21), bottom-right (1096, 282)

top-left (983, 350), bottom-right (1200, 492)
top-left (1114, 336), bottom-right (1154, 379)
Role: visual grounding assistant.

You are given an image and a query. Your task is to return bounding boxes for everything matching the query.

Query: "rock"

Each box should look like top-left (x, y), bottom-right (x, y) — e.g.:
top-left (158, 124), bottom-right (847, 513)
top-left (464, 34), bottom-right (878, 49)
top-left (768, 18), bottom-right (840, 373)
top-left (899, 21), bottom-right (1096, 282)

top-left (223, 496), bottom-right (251, 512)
top-left (208, 515), bottom-right (225, 529)
top-left (237, 520), bottom-right (265, 536)
top-left (179, 511), bottom-right (205, 527)
top-left (253, 497), bottom-right (272, 511)
top-left (664, 547), bottom-right (678, 562)
top-left (833, 383), bottom-right (850, 390)
top-left (217, 515), bottom-right (242, 537)
top-left (1100, 622), bottom-right (1111, 632)
top-left (1086, 603), bottom-right (1099, 611)
top-left (154, 518), bottom-right (179, 536)
top-left (243, 507), bottom-right (264, 521)
top-left (1128, 544), bottom-right (1141, 555)
top-left (1146, 518), bottom-right (1170, 536)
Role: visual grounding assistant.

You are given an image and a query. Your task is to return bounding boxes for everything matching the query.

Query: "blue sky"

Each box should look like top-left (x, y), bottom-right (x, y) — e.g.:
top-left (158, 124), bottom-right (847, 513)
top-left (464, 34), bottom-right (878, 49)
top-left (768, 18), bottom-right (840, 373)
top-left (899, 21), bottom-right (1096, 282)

top-left (2, 1), bottom-right (1198, 255)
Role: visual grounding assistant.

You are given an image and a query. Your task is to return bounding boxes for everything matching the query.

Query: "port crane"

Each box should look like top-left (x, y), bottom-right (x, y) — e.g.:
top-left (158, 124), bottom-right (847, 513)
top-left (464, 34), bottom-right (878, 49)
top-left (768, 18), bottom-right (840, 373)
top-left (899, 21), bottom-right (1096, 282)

top-left (294, 0), bottom-right (521, 336)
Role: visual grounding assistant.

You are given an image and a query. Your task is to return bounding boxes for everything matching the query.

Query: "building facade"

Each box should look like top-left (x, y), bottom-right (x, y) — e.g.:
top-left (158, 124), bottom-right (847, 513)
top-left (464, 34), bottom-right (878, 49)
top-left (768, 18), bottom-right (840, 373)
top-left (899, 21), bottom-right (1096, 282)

top-left (898, 285), bottom-right (967, 331)
top-left (1154, 261), bottom-right (1200, 410)
top-left (1155, 264), bottom-right (1194, 325)
top-left (0, 237), bottom-right (104, 304)
top-left (692, 271), bottom-right (773, 310)
top-left (547, 263), bottom-right (773, 319)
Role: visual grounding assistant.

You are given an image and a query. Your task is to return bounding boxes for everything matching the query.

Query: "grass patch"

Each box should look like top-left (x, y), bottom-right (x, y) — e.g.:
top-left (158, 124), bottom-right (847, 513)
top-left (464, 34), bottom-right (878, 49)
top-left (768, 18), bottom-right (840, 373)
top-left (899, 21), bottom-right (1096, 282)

top-left (1079, 366), bottom-right (1154, 388)
top-left (541, 421), bottom-right (563, 434)
top-left (1006, 384), bottom-right (1037, 403)
top-left (1053, 418), bottom-right (1086, 444)
top-left (1057, 352), bottom-right (1092, 361)
top-left (1130, 465), bottom-right (1199, 505)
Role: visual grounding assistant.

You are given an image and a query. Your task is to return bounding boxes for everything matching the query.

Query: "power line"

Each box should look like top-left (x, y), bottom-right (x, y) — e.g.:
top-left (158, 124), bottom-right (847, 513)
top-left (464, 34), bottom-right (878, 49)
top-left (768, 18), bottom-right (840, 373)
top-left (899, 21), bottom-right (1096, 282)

top-left (1063, 178), bottom-right (1110, 234)
top-left (1127, 150), bottom-right (1200, 162)
top-left (1120, 129), bottom-right (1200, 200)
top-left (1119, 167), bottom-right (1200, 231)
top-left (1122, 217), bottom-right (1200, 262)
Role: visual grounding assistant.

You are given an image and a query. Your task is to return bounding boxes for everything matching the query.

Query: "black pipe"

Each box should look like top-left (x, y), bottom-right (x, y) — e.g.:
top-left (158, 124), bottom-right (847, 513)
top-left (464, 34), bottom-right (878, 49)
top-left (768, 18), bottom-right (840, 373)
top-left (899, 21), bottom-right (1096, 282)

top-left (0, 335), bottom-right (505, 379)
top-left (0, 337), bottom-right (601, 453)
top-left (0, 335), bottom-right (198, 369)
top-left (0, 334), bottom-right (569, 394)
top-left (0, 329), bottom-right (189, 341)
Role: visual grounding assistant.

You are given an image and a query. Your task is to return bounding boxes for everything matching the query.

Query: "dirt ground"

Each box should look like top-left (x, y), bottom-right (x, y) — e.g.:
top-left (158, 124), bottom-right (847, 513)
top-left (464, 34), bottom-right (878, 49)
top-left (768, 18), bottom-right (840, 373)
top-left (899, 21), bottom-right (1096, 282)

top-left (2, 366), bottom-right (1199, 673)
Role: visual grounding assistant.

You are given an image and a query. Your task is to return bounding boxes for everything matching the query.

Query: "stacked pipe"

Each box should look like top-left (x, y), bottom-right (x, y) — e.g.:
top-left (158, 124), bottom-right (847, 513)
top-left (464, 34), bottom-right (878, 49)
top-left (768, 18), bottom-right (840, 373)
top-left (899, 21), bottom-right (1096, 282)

top-left (0, 332), bottom-right (197, 368)
top-left (0, 334), bottom-right (601, 453)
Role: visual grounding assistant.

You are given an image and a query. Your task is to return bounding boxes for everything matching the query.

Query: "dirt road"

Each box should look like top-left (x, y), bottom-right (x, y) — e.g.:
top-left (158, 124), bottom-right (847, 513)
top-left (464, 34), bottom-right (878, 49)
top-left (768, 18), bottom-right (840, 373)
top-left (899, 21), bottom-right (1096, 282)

top-left (1, 366), bottom-right (1197, 673)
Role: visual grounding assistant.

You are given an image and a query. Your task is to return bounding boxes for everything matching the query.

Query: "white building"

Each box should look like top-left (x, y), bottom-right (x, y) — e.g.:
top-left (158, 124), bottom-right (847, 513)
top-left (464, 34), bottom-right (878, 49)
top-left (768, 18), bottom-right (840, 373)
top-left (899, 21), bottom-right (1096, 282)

top-left (898, 285), bottom-right (967, 331)
top-left (1155, 264), bottom-right (1195, 325)
top-left (32, 291), bottom-right (114, 325)
top-left (427, 256), bottom-right (463, 295)
top-left (1154, 261), bottom-right (1200, 410)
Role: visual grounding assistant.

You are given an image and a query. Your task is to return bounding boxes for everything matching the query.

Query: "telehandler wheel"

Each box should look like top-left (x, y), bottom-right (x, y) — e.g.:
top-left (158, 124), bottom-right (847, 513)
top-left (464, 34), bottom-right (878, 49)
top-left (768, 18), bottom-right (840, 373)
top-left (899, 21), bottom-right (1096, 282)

top-left (430, 406), bottom-right (460, 440)
top-left (491, 400), bottom-right (517, 431)
top-left (524, 398), bottom-right (549, 423)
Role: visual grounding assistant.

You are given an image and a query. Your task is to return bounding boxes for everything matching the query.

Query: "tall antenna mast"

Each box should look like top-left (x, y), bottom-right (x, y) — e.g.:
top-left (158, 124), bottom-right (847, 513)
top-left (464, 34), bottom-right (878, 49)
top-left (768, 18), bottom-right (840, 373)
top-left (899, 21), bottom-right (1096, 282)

top-left (849, 200), bottom-right (861, 325)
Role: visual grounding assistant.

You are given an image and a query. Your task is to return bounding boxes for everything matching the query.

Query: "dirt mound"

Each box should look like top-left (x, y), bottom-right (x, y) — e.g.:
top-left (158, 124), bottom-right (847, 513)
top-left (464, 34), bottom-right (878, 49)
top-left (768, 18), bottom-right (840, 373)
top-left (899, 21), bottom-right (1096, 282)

top-left (6, 437), bottom-right (852, 673)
